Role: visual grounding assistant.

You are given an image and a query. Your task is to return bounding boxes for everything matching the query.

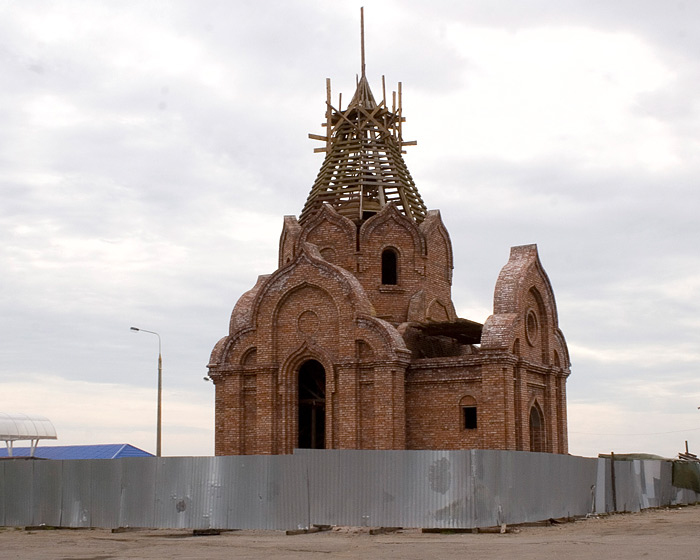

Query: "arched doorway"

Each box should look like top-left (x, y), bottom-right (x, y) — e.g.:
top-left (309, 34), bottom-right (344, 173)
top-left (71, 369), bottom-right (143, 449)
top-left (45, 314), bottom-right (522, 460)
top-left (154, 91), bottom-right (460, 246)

top-left (529, 403), bottom-right (546, 452)
top-left (298, 359), bottom-right (326, 449)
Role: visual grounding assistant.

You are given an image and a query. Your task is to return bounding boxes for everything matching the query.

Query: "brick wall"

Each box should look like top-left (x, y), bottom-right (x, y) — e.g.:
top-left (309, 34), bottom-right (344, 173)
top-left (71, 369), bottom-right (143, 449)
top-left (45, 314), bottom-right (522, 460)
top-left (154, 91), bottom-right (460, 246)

top-left (208, 208), bottom-right (570, 456)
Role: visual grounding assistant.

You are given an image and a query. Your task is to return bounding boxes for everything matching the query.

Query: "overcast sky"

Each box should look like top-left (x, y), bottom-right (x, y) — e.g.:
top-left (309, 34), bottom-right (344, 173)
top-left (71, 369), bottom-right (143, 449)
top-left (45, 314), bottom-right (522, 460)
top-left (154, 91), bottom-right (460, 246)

top-left (2, 0), bottom-right (699, 458)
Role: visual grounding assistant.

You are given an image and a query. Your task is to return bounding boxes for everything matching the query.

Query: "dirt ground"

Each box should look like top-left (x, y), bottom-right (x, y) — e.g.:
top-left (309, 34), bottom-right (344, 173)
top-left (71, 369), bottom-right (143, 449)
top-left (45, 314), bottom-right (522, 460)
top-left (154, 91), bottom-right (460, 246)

top-left (1, 504), bottom-right (699, 560)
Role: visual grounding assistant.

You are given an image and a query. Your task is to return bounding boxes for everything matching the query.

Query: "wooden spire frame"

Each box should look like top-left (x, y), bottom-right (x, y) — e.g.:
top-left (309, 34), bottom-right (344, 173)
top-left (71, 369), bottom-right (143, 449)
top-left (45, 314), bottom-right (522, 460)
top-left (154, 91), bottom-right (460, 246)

top-left (300, 8), bottom-right (426, 225)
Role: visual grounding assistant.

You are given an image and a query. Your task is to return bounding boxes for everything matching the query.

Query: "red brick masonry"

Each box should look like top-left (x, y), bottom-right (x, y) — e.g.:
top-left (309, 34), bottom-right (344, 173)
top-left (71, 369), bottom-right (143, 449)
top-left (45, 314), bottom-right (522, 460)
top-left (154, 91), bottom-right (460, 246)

top-left (208, 205), bottom-right (570, 455)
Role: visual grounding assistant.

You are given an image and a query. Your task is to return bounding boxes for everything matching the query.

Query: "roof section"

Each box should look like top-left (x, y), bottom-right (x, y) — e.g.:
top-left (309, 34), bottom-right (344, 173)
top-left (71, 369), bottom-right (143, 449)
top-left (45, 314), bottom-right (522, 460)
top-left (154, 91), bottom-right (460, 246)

top-left (0, 413), bottom-right (57, 441)
top-left (410, 318), bottom-right (484, 345)
top-left (300, 23), bottom-right (426, 225)
top-left (0, 444), bottom-right (154, 460)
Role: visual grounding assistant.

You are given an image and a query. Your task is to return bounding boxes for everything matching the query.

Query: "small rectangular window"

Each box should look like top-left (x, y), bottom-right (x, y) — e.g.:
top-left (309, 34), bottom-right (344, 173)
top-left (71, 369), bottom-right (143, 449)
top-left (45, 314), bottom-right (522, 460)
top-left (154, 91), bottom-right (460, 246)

top-left (463, 406), bottom-right (477, 430)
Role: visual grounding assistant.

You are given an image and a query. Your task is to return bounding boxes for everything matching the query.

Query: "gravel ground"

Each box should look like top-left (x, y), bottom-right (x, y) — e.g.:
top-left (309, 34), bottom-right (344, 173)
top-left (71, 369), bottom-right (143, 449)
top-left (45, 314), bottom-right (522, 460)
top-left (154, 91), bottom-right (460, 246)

top-left (1, 504), bottom-right (699, 560)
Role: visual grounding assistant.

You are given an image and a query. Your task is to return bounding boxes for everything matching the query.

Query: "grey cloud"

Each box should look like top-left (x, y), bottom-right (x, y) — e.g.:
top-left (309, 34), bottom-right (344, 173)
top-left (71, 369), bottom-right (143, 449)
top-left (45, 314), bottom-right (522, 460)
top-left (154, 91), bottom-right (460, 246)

top-left (1, 0), bottom-right (699, 457)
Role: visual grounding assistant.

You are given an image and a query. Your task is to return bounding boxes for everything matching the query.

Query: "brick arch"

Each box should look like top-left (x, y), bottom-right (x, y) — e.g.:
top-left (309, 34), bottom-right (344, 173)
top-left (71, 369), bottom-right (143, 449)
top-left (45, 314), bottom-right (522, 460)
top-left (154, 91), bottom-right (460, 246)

top-left (298, 204), bottom-right (356, 270)
top-left (554, 329), bottom-right (571, 369)
top-left (278, 342), bottom-right (335, 453)
top-left (279, 342), bottom-right (334, 391)
top-left (250, 244), bottom-right (373, 333)
top-left (359, 202), bottom-right (426, 257)
top-left (210, 329), bottom-right (256, 373)
top-left (485, 245), bottom-right (567, 369)
top-left (209, 335), bottom-right (229, 368)
top-left (240, 347), bottom-right (257, 366)
top-left (278, 215), bottom-right (302, 268)
top-left (526, 286), bottom-right (550, 363)
top-left (419, 210), bottom-right (454, 282)
top-left (480, 313), bottom-right (518, 351)
top-left (228, 274), bottom-right (270, 336)
top-left (355, 315), bottom-right (410, 360)
top-left (271, 282), bottom-right (339, 360)
top-left (492, 245), bottom-right (558, 322)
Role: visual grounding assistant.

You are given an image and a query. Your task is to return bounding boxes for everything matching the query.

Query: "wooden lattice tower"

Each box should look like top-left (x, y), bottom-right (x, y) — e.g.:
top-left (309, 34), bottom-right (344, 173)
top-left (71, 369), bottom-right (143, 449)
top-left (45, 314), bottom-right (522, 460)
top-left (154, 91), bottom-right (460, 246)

top-left (300, 10), bottom-right (426, 225)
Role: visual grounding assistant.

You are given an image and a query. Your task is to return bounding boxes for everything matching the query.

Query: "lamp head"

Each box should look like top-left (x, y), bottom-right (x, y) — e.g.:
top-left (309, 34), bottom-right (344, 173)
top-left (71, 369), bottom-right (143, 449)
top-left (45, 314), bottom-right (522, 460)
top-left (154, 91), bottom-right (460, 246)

top-left (130, 327), bottom-right (139, 331)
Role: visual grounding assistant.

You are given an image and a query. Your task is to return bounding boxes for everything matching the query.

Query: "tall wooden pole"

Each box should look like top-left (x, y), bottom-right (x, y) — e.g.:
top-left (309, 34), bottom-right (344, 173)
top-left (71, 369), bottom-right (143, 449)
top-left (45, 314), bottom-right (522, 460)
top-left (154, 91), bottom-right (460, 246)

top-left (360, 7), bottom-right (366, 77)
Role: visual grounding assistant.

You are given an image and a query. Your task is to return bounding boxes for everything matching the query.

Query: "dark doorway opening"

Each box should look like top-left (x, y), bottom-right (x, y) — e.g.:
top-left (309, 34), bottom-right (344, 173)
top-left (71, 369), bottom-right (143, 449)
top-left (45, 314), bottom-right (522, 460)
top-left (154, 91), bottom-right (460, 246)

top-left (298, 359), bottom-right (326, 449)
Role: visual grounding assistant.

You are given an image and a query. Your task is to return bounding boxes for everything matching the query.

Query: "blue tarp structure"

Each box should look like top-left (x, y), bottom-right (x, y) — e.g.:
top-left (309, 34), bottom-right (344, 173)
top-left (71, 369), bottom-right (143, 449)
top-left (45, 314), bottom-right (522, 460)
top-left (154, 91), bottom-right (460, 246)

top-left (0, 443), bottom-right (153, 460)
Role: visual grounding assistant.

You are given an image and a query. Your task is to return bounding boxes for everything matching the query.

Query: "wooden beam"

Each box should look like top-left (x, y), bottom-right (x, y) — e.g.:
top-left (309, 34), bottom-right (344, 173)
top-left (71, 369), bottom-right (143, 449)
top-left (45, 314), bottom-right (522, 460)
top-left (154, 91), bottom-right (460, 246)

top-left (360, 6), bottom-right (366, 77)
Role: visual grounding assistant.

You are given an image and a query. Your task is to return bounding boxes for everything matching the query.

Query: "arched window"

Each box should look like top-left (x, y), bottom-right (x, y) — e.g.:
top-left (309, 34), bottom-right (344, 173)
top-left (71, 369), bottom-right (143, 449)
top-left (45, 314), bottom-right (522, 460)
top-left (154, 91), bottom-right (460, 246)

top-left (381, 248), bottom-right (398, 285)
top-left (529, 403), bottom-right (546, 452)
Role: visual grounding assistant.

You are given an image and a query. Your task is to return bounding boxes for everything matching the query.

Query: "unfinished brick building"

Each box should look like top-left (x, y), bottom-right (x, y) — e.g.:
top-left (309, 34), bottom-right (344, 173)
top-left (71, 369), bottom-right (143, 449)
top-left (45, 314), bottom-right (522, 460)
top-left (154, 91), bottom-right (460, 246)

top-left (208, 56), bottom-right (571, 456)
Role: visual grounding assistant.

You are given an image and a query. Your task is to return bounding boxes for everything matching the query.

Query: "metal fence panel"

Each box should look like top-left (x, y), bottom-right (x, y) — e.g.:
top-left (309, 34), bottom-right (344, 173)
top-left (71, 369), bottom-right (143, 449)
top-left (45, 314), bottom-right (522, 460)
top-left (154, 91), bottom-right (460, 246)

top-left (673, 486), bottom-right (700, 504)
top-left (611, 460), bottom-right (641, 512)
top-left (222, 454), bottom-right (308, 530)
top-left (302, 449), bottom-right (382, 527)
top-left (61, 460), bottom-right (93, 527)
top-left (473, 450), bottom-right (598, 526)
top-left (304, 449), bottom-right (382, 527)
top-left (31, 460), bottom-right (63, 526)
top-left (3, 460), bottom-right (33, 526)
top-left (198, 455), bottom-right (227, 529)
top-left (396, 450), bottom-right (473, 529)
top-left (154, 457), bottom-right (209, 529)
top-left (2, 452), bottom-right (698, 530)
top-left (299, 449), bottom-right (475, 528)
top-left (0, 462), bottom-right (5, 526)
top-left (595, 459), bottom-right (683, 514)
top-left (471, 450), bottom-right (504, 527)
top-left (119, 457), bottom-right (157, 528)
top-left (417, 450), bottom-right (473, 528)
top-left (639, 460), bottom-right (661, 509)
top-left (656, 460), bottom-right (675, 507)
top-left (89, 460), bottom-right (123, 529)
top-left (594, 458), bottom-right (610, 513)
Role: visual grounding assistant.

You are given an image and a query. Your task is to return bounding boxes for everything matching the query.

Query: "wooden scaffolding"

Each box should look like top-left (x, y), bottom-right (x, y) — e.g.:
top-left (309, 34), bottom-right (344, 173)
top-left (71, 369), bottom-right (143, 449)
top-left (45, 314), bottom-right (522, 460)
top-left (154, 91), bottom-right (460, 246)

top-left (300, 10), bottom-right (426, 225)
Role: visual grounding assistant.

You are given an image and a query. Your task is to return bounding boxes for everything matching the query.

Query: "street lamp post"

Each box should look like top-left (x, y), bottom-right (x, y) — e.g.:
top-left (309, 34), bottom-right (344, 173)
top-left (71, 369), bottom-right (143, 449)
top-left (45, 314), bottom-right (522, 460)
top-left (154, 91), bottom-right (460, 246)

top-left (130, 326), bottom-right (162, 457)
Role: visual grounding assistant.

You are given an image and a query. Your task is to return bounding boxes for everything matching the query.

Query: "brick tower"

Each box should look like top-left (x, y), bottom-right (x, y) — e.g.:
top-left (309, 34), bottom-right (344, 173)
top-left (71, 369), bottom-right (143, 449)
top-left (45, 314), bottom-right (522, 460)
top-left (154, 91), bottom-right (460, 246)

top-left (208, 24), bottom-right (571, 455)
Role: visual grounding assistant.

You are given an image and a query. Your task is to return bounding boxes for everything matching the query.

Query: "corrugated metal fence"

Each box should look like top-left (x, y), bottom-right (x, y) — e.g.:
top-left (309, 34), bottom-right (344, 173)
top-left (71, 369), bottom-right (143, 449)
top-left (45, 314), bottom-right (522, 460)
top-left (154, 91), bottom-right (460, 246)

top-left (1, 450), bottom-right (698, 530)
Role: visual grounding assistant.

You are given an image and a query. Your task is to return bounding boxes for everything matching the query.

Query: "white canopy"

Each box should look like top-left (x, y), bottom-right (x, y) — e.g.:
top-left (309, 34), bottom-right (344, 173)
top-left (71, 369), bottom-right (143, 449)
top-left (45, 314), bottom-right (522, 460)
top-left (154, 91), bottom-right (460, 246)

top-left (0, 413), bottom-right (57, 457)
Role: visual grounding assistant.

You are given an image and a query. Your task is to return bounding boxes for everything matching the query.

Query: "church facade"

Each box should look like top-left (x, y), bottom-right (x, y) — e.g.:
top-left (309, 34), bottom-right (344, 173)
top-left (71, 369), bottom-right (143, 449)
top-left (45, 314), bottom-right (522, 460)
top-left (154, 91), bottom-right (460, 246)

top-left (208, 61), bottom-right (571, 456)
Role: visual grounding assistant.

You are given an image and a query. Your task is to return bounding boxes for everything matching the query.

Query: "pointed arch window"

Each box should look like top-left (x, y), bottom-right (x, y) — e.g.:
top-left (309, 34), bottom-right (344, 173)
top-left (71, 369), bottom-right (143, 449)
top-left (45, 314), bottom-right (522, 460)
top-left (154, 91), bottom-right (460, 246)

top-left (529, 403), bottom-right (546, 452)
top-left (381, 248), bottom-right (398, 285)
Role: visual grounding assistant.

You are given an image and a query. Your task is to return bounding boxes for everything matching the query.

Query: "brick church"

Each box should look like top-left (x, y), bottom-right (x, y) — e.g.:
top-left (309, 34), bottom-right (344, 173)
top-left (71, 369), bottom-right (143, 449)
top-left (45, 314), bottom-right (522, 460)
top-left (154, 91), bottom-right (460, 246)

top-left (208, 43), bottom-right (571, 455)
